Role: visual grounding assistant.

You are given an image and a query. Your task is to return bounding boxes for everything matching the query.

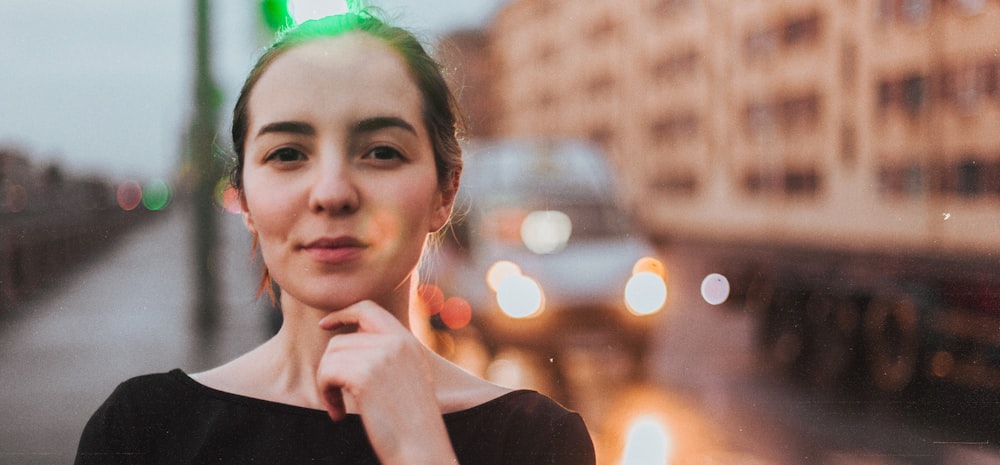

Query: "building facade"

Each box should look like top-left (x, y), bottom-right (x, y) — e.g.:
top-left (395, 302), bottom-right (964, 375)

top-left (484, 0), bottom-right (1000, 255)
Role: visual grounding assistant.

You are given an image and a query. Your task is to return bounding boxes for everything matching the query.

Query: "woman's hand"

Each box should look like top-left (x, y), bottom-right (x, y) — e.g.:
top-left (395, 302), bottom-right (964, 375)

top-left (316, 300), bottom-right (457, 465)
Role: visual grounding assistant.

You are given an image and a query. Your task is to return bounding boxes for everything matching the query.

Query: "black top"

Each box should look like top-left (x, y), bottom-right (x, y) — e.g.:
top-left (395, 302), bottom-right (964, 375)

top-left (75, 369), bottom-right (595, 465)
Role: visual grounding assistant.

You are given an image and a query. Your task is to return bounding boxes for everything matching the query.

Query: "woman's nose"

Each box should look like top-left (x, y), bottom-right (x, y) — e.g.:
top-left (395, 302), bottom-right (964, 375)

top-left (308, 158), bottom-right (360, 215)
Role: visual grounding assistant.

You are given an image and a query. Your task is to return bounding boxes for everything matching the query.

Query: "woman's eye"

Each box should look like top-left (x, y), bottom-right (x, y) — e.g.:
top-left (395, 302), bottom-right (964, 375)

top-left (266, 147), bottom-right (306, 163)
top-left (366, 146), bottom-right (404, 162)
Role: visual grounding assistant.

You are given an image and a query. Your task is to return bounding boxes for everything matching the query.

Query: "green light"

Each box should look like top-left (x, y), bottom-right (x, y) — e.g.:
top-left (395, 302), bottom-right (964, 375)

top-left (260, 0), bottom-right (355, 31)
top-left (141, 179), bottom-right (172, 211)
top-left (261, 0), bottom-right (293, 31)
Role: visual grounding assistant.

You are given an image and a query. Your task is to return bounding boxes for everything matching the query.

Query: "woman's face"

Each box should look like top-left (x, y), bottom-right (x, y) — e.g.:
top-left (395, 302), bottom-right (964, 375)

top-left (240, 33), bottom-right (453, 315)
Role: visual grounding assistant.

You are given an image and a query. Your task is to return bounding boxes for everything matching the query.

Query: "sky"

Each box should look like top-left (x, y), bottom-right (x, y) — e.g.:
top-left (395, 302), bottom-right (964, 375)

top-left (0, 0), bottom-right (508, 182)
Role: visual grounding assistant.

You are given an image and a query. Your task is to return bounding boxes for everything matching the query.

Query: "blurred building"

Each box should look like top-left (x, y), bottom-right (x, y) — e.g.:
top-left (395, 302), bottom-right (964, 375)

top-left (483, 0), bottom-right (1000, 255)
top-left (437, 29), bottom-right (501, 139)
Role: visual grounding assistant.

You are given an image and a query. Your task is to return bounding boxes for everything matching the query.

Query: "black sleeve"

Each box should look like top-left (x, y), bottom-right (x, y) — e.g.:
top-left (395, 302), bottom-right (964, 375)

top-left (538, 411), bottom-right (596, 465)
top-left (74, 383), bottom-right (148, 465)
top-left (498, 404), bottom-right (596, 465)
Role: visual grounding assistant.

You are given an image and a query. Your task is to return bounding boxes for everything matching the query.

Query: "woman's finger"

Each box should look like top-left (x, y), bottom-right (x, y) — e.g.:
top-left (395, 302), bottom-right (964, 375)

top-left (318, 300), bottom-right (402, 334)
top-left (322, 384), bottom-right (346, 422)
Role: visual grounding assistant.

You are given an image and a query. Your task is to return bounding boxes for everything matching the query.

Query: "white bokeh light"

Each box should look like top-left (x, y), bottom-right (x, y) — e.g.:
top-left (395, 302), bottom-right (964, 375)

top-left (486, 260), bottom-right (522, 292)
top-left (624, 272), bottom-right (667, 316)
top-left (520, 210), bottom-right (572, 254)
top-left (619, 415), bottom-right (674, 465)
top-left (700, 273), bottom-right (730, 305)
top-left (496, 274), bottom-right (544, 318)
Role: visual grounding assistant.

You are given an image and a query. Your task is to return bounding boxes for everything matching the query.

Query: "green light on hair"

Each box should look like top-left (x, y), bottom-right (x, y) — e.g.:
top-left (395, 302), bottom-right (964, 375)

top-left (141, 179), bottom-right (172, 211)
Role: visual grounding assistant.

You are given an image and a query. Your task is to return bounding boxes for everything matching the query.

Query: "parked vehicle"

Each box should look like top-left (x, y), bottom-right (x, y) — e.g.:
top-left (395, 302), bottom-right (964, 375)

top-left (423, 138), bottom-right (667, 380)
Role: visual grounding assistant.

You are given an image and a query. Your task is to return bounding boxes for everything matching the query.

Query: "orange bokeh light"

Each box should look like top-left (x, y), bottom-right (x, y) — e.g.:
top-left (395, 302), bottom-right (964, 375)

top-left (440, 297), bottom-right (472, 330)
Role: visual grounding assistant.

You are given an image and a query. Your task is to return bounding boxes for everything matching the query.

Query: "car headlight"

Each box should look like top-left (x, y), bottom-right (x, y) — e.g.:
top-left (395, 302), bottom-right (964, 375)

top-left (487, 260), bottom-right (545, 318)
top-left (520, 210), bottom-right (572, 254)
top-left (496, 274), bottom-right (545, 319)
top-left (624, 257), bottom-right (668, 316)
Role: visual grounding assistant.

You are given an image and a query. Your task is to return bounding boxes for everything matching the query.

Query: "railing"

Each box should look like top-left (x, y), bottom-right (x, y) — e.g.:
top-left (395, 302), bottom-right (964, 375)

top-left (0, 206), bottom-right (155, 312)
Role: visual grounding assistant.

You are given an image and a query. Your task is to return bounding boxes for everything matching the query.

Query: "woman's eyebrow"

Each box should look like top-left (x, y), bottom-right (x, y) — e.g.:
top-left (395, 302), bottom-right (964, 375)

top-left (256, 121), bottom-right (315, 139)
top-left (352, 116), bottom-right (417, 135)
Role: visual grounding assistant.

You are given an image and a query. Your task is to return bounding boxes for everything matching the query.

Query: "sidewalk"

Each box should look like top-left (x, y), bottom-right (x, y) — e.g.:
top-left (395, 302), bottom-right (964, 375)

top-left (0, 206), bottom-right (272, 465)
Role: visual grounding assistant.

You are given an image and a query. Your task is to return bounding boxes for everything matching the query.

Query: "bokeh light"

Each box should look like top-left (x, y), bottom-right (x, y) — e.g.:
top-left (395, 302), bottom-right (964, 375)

top-left (417, 284), bottom-right (445, 316)
top-left (520, 210), bottom-right (572, 254)
top-left (116, 180), bottom-right (142, 211)
top-left (215, 178), bottom-right (243, 214)
top-left (632, 256), bottom-right (667, 280)
top-left (486, 260), bottom-right (522, 292)
top-left (625, 272), bottom-right (668, 316)
top-left (440, 297), bottom-right (472, 330)
top-left (496, 274), bottom-right (544, 319)
top-left (700, 273), bottom-right (730, 305)
top-left (619, 415), bottom-right (674, 465)
top-left (141, 178), bottom-right (171, 211)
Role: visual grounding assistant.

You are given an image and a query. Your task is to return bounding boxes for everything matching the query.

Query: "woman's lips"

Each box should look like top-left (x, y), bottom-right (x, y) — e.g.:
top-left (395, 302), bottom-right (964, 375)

top-left (301, 237), bottom-right (366, 264)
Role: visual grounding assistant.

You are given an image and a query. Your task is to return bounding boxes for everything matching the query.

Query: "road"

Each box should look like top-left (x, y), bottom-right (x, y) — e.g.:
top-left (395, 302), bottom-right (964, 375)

top-left (555, 242), bottom-right (1000, 465)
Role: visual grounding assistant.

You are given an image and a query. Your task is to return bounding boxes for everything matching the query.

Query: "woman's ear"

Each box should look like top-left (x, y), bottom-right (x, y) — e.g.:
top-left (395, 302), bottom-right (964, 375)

top-left (240, 194), bottom-right (258, 236)
top-left (430, 170), bottom-right (461, 233)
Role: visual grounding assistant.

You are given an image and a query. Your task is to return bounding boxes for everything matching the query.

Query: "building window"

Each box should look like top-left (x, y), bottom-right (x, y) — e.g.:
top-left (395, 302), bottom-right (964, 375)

top-left (924, 156), bottom-right (1000, 198)
top-left (650, 172), bottom-right (699, 196)
top-left (652, 50), bottom-right (700, 82)
top-left (742, 168), bottom-right (820, 198)
top-left (586, 74), bottom-right (614, 96)
top-left (588, 16), bottom-right (616, 41)
top-left (880, 162), bottom-right (925, 196)
top-left (745, 28), bottom-right (778, 62)
top-left (901, 74), bottom-right (927, 114)
top-left (783, 13), bottom-right (821, 48)
top-left (878, 80), bottom-right (897, 110)
top-left (651, 0), bottom-right (694, 16)
top-left (784, 168), bottom-right (820, 197)
top-left (651, 113), bottom-right (700, 143)
top-left (955, 0), bottom-right (985, 15)
top-left (745, 93), bottom-right (821, 135)
top-left (956, 158), bottom-right (982, 197)
top-left (590, 127), bottom-right (613, 150)
top-left (901, 0), bottom-right (932, 23)
top-left (781, 94), bottom-right (821, 130)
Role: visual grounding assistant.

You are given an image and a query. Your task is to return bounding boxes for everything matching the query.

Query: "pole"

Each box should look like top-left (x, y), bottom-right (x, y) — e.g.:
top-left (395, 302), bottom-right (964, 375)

top-left (188, 0), bottom-right (221, 335)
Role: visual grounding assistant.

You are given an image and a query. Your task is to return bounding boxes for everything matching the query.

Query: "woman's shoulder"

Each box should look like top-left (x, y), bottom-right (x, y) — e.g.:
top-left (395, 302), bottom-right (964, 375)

top-left (448, 388), bottom-right (579, 423)
top-left (445, 389), bottom-right (596, 464)
top-left (88, 369), bottom-right (203, 422)
top-left (105, 369), bottom-right (191, 404)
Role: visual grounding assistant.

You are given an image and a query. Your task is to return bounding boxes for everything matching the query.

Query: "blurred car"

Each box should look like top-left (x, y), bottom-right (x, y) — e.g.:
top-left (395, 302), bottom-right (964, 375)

top-left (423, 137), bottom-right (667, 379)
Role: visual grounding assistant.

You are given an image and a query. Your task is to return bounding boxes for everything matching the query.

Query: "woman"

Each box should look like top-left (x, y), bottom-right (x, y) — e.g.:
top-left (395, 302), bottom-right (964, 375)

top-left (75, 8), bottom-right (595, 465)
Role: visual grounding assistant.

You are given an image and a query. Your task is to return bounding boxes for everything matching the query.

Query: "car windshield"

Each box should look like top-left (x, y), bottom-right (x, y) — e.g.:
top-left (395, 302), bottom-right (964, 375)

top-left (460, 139), bottom-right (631, 238)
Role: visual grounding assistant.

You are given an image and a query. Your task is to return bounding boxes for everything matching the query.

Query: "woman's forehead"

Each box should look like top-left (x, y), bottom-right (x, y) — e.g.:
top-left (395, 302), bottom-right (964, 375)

top-left (248, 33), bottom-right (425, 129)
